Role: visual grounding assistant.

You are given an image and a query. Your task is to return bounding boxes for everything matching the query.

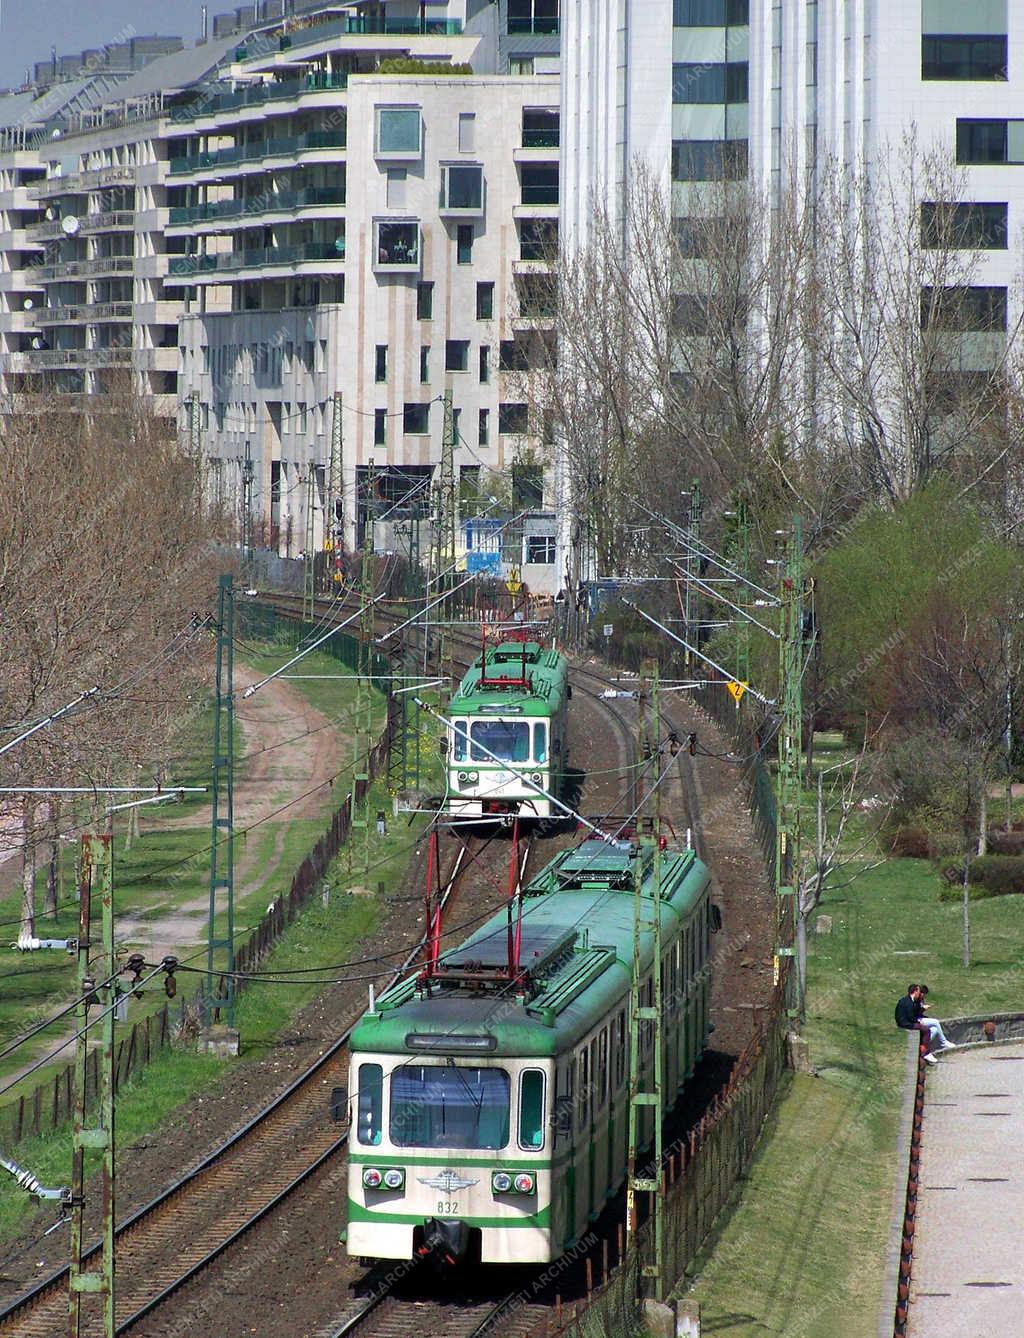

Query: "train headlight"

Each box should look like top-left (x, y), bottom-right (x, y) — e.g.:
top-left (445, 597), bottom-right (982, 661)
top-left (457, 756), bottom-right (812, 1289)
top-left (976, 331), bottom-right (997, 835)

top-left (468, 770), bottom-right (479, 783)
top-left (457, 770), bottom-right (469, 783)
top-left (362, 1167), bottom-right (383, 1189)
top-left (529, 772), bottom-right (543, 784)
top-left (491, 1171), bottom-right (513, 1193)
top-left (383, 1168), bottom-right (405, 1190)
top-left (514, 1173), bottom-right (536, 1194)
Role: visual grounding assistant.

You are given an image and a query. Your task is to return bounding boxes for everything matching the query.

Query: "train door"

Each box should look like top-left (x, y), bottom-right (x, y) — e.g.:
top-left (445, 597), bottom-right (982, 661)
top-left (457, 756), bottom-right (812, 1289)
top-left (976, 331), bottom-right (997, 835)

top-left (575, 1042), bottom-right (590, 1231)
top-left (554, 1054), bottom-right (576, 1247)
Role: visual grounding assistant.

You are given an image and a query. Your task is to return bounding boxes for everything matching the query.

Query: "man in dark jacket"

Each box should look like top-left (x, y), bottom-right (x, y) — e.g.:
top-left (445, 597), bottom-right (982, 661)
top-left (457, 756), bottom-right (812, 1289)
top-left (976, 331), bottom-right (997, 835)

top-left (895, 984), bottom-right (955, 1064)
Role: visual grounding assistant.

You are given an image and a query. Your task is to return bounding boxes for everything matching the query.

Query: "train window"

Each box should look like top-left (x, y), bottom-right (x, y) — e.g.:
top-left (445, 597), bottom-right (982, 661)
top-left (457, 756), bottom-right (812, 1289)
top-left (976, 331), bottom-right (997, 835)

top-left (518, 1069), bottom-right (545, 1149)
top-left (356, 1063), bottom-right (383, 1145)
top-left (390, 1065), bottom-right (510, 1148)
top-left (470, 719), bottom-right (530, 762)
top-left (614, 1010), bottom-right (626, 1087)
top-left (453, 719), bottom-right (468, 762)
top-left (670, 942), bottom-right (679, 1010)
top-left (533, 721), bottom-right (547, 762)
top-left (597, 1030), bottom-right (608, 1107)
top-left (578, 1046), bottom-right (590, 1129)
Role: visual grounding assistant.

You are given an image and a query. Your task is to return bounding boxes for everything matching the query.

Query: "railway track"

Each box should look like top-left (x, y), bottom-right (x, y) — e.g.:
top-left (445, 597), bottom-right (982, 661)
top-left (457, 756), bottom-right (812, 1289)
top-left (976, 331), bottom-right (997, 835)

top-left (327, 1286), bottom-right (550, 1338)
top-left (0, 836), bottom-right (483, 1338)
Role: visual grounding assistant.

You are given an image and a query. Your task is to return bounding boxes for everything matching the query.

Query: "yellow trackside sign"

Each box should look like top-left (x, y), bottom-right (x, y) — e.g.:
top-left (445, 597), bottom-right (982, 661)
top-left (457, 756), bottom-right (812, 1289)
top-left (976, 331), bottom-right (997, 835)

top-left (726, 680), bottom-right (747, 702)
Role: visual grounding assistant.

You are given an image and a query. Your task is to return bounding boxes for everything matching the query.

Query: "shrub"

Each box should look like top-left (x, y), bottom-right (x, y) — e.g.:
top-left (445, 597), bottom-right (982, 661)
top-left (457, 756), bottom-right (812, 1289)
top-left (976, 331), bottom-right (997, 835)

top-left (986, 830), bottom-right (1024, 856)
top-left (887, 826), bottom-right (934, 858)
top-left (937, 855), bottom-right (1024, 900)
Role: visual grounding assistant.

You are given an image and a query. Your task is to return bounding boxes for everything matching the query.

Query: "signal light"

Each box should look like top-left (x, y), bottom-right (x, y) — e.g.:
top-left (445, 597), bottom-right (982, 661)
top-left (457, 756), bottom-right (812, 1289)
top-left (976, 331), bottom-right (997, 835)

top-left (514, 1173), bottom-right (535, 1194)
top-left (492, 1172), bottom-right (512, 1193)
top-left (362, 1167), bottom-right (383, 1189)
top-left (383, 1168), bottom-right (405, 1190)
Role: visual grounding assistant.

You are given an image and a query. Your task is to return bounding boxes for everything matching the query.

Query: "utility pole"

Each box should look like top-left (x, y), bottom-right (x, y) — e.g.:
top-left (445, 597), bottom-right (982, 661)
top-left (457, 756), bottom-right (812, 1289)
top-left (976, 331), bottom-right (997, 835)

top-left (351, 465), bottom-right (376, 874)
top-left (302, 461), bottom-right (317, 621)
top-left (734, 496), bottom-right (751, 690)
top-left (683, 481), bottom-right (702, 671)
top-left (430, 389), bottom-right (457, 705)
top-left (387, 514), bottom-right (424, 795)
top-left (241, 443), bottom-right (254, 565)
top-left (205, 574), bottom-right (236, 1031)
top-left (188, 389), bottom-right (201, 457)
top-left (625, 837), bottom-right (664, 1300)
top-left (69, 832), bottom-right (115, 1338)
top-left (774, 517), bottom-right (803, 1010)
top-left (636, 657), bottom-right (661, 831)
top-left (327, 391), bottom-right (345, 590)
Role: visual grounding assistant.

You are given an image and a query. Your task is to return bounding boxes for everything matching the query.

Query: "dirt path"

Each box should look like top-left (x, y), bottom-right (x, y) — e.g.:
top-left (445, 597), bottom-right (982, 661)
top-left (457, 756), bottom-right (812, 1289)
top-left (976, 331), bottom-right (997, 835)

top-left (1, 666), bottom-right (344, 1090)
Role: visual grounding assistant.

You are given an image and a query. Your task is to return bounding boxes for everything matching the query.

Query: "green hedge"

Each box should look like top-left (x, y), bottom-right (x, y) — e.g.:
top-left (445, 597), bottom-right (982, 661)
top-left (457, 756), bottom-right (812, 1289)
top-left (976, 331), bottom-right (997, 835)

top-left (937, 854), bottom-right (1024, 900)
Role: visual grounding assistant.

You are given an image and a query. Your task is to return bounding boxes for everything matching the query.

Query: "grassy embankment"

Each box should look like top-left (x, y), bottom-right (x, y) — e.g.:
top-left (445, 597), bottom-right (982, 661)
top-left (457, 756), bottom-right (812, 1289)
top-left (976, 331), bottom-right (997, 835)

top-left (0, 636), bottom-right (438, 1245)
top-left (683, 741), bottom-right (1024, 1336)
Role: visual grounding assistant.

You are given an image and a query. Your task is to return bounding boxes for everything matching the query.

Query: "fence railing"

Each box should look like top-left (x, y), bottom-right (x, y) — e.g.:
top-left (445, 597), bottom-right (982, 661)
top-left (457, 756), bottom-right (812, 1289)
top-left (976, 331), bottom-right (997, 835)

top-left (0, 605), bottom-right (394, 1148)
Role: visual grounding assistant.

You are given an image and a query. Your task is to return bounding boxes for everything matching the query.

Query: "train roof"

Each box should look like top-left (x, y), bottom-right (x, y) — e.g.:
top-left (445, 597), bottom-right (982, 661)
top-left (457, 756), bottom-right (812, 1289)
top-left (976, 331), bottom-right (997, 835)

top-left (350, 839), bottom-right (710, 1059)
top-left (453, 641), bottom-right (567, 717)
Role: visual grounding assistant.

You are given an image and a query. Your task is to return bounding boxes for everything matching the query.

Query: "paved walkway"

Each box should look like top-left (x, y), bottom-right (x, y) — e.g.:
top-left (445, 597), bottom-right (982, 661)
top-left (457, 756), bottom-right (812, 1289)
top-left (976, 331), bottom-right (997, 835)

top-left (909, 1041), bottom-right (1024, 1335)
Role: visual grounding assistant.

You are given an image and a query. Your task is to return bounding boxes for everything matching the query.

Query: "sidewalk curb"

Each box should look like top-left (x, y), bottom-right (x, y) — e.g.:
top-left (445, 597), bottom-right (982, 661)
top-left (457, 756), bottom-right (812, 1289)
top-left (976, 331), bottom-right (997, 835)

top-left (878, 1031), bottom-right (920, 1338)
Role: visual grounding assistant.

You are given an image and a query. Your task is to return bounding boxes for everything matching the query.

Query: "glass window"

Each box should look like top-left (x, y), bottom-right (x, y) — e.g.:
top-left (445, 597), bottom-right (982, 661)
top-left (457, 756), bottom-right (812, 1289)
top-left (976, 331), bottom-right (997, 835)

top-left (520, 217), bottom-right (558, 260)
top-left (518, 1069), bottom-right (545, 1149)
top-left (479, 407), bottom-right (489, 445)
top-left (512, 462), bottom-right (543, 507)
top-left (390, 1064), bottom-right (510, 1148)
top-left (499, 402), bottom-right (529, 435)
top-left (522, 108), bottom-right (560, 148)
top-left (457, 223), bottom-right (474, 263)
top-left (356, 1063), bottom-right (382, 1144)
top-left (672, 61), bottom-right (748, 103)
top-left (416, 281), bottom-right (433, 319)
top-left (470, 719), bottom-right (530, 761)
top-left (578, 1045), bottom-right (590, 1129)
top-left (374, 408), bottom-right (386, 446)
top-left (922, 35), bottom-right (1007, 81)
top-left (443, 164), bottom-right (484, 211)
top-left (476, 281), bottom-right (494, 319)
top-left (597, 1030), bottom-right (608, 1106)
top-left (458, 112), bottom-right (476, 153)
top-left (374, 344), bottom-right (387, 382)
top-left (614, 1010), bottom-right (626, 1086)
top-left (526, 535), bottom-right (556, 564)
top-left (479, 345), bottom-right (490, 382)
top-left (453, 718), bottom-right (467, 761)
top-left (956, 119), bottom-right (1010, 164)
top-left (403, 402), bottom-right (430, 433)
top-left (445, 339), bottom-right (469, 371)
top-left (672, 139), bottom-right (748, 181)
top-left (921, 201), bottom-right (1008, 249)
top-left (375, 221), bottom-right (419, 267)
top-left (673, 0), bottom-right (748, 21)
top-left (420, 344), bottom-right (430, 382)
top-left (521, 163), bottom-right (558, 204)
top-left (920, 285), bottom-right (1007, 332)
top-left (376, 107), bottom-right (421, 156)
top-left (532, 721), bottom-right (547, 761)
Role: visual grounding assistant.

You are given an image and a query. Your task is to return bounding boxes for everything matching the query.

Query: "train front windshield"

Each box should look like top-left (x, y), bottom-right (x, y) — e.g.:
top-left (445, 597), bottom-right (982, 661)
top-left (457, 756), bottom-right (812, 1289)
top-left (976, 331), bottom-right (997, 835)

top-left (390, 1065), bottom-right (510, 1148)
top-left (469, 721), bottom-right (530, 762)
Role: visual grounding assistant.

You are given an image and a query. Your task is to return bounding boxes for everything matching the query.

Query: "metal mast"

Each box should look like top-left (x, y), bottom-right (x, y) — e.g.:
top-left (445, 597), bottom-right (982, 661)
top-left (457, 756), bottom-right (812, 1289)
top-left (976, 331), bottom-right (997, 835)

top-left (351, 465), bottom-right (376, 874)
top-left (683, 481), bottom-right (702, 671)
top-left (774, 516), bottom-right (803, 1008)
top-left (430, 389), bottom-right (457, 703)
top-left (205, 574), bottom-right (235, 1027)
top-left (241, 444), bottom-right (254, 566)
top-left (302, 461), bottom-right (317, 621)
top-left (387, 512), bottom-right (424, 795)
top-left (327, 391), bottom-right (344, 588)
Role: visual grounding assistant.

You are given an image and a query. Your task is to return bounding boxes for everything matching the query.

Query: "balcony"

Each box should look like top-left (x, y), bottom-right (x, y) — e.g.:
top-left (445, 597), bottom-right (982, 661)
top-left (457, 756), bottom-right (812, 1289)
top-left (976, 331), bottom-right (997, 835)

top-left (35, 301), bottom-right (133, 324)
top-left (171, 71), bottom-right (349, 124)
top-left (521, 129), bottom-right (560, 149)
top-left (168, 128), bottom-right (347, 176)
top-left (32, 255), bottom-right (134, 281)
top-left (167, 187), bottom-right (345, 229)
top-left (167, 239), bottom-right (345, 279)
top-left (30, 166), bottom-right (135, 200)
top-left (27, 210), bottom-right (135, 243)
top-left (230, 14), bottom-right (462, 58)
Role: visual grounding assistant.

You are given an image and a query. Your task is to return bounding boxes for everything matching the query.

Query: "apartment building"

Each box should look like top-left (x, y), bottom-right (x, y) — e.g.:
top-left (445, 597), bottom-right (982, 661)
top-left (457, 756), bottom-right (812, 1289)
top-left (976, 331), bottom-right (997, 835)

top-left (0, 1), bottom-right (562, 587)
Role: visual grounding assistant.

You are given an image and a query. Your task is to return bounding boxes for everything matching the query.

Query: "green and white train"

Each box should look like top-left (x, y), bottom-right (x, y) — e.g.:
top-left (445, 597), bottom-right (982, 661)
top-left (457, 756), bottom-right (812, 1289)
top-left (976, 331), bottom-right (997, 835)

top-left (344, 838), bottom-right (714, 1267)
top-left (445, 639), bottom-right (569, 821)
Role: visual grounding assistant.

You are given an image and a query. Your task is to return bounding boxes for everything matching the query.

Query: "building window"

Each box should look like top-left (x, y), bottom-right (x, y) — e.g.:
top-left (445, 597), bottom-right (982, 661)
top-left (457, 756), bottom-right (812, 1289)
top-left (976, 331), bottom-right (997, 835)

top-left (922, 35), bottom-right (1007, 81)
top-left (420, 344), bottom-right (430, 382)
top-left (445, 339), bottom-right (470, 371)
top-left (500, 402), bottom-right (529, 435)
top-left (479, 407), bottom-right (489, 445)
top-left (404, 402), bottom-right (431, 433)
top-left (374, 344), bottom-right (387, 382)
top-left (920, 285), bottom-right (1008, 332)
top-left (526, 534), bottom-right (556, 564)
top-left (519, 218), bottom-right (557, 260)
top-left (374, 408), bottom-right (386, 445)
top-left (508, 0), bottom-right (559, 35)
top-left (673, 294), bottom-right (710, 335)
top-left (517, 274), bottom-right (556, 319)
top-left (673, 0), bottom-right (748, 22)
top-left (520, 163), bottom-right (559, 204)
top-left (441, 164), bottom-right (484, 213)
top-left (955, 119), bottom-right (1023, 164)
top-left (522, 108), bottom-right (559, 148)
top-left (512, 461), bottom-right (543, 507)
top-left (417, 282), bottom-right (433, 320)
top-left (374, 221), bottom-right (420, 270)
top-left (476, 281), bottom-right (494, 319)
top-left (479, 345), bottom-right (490, 382)
top-left (672, 61), bottom-right (748, 103)
top-left (672, 139), bottom-right (748, 181)
top-left (458, 112), bottom-right (476, 153)
top-left (457, 224), bottom-right (474, 263)
top-left (509, 56), bottom-right (535, 75)
top-left (500, 338), bottom-right (531, 371)
top-left (921, 202), bottom-right (1008, 249)
top-left (375, 106), bottom-right (422, 157)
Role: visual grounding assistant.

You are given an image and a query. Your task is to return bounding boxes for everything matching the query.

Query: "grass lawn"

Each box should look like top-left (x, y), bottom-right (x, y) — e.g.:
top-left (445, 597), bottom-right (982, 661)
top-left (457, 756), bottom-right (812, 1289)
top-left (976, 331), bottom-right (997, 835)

top-left (683, 855), bottom-right (1024, 1336)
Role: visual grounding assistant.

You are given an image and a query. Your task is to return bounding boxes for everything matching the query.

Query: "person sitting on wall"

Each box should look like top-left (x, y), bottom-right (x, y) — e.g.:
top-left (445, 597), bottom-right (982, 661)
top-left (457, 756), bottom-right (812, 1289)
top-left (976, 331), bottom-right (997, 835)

top-left (895, 983), bottom-right (956, 1065)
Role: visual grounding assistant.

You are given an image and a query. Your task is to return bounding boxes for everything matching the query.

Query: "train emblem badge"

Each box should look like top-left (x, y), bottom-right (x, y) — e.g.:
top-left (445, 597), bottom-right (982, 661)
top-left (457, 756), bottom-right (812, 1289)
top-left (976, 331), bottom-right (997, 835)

top-left (417, 1170), bottom-right (480, 1193)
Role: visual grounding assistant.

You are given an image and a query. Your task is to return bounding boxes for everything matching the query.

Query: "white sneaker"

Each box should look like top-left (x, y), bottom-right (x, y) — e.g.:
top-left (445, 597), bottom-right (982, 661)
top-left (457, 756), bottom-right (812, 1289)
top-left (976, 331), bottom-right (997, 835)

top-left (940, 1041), bottom-right (957, 1050)
top-left (923, 1052), bottom-right (938, 1065)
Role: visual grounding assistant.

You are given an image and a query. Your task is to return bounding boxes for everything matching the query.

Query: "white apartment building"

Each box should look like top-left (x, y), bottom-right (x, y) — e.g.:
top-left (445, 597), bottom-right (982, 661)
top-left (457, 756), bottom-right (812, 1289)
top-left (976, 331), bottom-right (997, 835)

top-left (0, 2), bottom-right (563, 589)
